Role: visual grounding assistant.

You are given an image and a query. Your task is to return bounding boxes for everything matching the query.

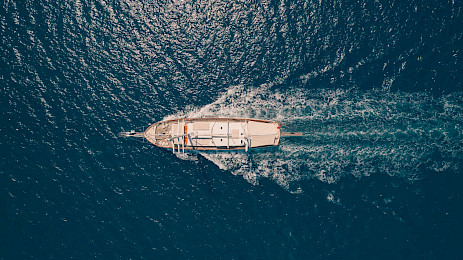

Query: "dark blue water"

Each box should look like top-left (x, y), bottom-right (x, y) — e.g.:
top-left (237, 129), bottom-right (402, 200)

top-left (2, 0), bottom-right (463, 258)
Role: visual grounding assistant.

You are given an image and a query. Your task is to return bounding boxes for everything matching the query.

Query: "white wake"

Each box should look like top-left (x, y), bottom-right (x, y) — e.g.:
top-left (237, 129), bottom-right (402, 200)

top-left (165, 85), bottom-right (463, 192)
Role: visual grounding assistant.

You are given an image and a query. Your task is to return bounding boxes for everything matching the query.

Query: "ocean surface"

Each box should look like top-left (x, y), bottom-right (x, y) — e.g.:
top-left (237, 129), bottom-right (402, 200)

top-left (2, 0), bottom-right (463, 258)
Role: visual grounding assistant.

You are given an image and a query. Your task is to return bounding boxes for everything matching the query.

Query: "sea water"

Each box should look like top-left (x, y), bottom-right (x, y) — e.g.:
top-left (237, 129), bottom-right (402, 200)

top-left (2, 0), bottom-right (462, 258)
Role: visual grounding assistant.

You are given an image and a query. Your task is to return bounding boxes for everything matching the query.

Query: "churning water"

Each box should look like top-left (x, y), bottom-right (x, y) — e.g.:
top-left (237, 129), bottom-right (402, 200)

top-left (167, 85), bottom-right (463, 192)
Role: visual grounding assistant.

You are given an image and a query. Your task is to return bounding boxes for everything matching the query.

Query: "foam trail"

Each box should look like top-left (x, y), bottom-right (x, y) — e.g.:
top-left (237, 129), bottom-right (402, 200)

top-left (167, 85), bottom-right (463, 192)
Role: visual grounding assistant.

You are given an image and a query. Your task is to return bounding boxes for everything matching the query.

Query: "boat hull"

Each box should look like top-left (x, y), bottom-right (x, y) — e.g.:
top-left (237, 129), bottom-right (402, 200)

top-left (144, 118), bottom-right (281, 151)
